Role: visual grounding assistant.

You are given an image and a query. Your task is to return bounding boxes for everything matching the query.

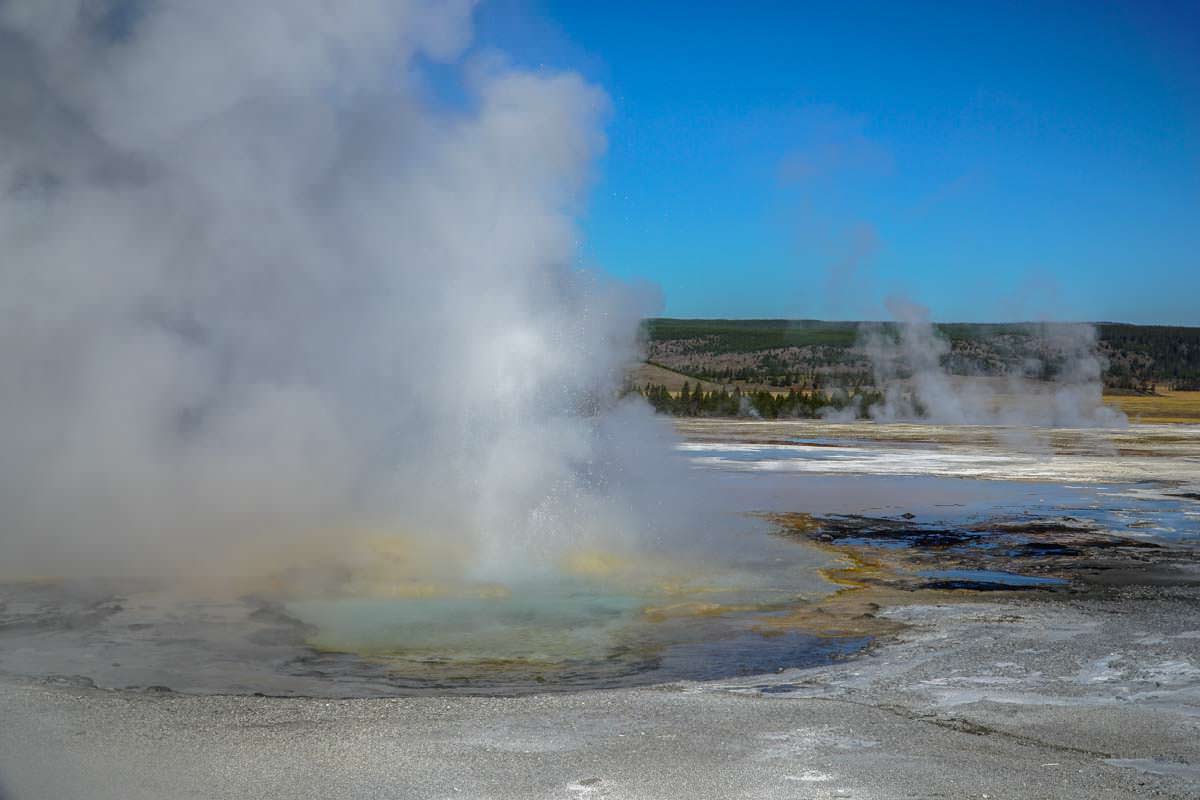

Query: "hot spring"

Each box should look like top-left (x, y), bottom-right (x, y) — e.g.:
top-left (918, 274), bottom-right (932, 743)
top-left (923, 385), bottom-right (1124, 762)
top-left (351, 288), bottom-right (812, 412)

top-left (5, 420), bottom-right (1196, 695)
top-left (0, 513), bottom-right (853, 696)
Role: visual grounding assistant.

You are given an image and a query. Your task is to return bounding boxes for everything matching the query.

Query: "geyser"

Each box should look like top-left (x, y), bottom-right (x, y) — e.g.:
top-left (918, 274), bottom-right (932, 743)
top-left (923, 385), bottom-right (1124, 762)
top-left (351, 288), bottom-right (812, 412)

top-left (0, 3), bottom-right (863, 693)
top-left (0, 1), bottom-right (689, 584)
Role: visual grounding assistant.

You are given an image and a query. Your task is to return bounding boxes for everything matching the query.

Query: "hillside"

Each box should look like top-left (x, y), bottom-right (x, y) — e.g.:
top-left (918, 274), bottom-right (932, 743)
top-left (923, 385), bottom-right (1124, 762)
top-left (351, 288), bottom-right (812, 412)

top-left (641, 319), bottom-right (1200, 393)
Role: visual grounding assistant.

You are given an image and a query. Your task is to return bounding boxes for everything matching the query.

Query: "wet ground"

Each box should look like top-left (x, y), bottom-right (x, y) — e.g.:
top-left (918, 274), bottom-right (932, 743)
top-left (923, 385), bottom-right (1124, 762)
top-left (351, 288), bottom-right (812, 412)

top-left (0, 536), bottom-right (862, 697)
top-left (2, 586), bottom-right (1197, 799)
top-left (2, 421), bottom-right (1197, 699)
top-left (1, 419), bottom-right (1198, 797)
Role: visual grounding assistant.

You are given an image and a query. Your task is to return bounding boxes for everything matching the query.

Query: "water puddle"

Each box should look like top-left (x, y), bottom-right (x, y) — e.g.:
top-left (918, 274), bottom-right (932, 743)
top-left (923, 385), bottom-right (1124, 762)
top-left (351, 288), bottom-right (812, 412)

top-left (916, 569), bottom-right (1068, 590)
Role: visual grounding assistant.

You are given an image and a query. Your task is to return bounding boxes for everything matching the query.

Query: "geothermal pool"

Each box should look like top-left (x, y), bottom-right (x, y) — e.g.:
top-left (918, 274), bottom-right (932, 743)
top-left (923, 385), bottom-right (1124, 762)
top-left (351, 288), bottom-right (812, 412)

top-left (2, 421), bottom-right (1197, 696)
top-left (0, 527), bottom-right (854, 696)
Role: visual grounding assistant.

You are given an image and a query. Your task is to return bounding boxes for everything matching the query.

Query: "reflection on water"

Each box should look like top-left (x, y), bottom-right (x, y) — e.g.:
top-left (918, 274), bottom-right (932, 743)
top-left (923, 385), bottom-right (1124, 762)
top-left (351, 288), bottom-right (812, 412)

top-left (680, 419), bottom-right (1200, 544)
top-left (917, 569), bottom-right (1068, 588)
top-left (677, 419), bottom-right (1200, 489)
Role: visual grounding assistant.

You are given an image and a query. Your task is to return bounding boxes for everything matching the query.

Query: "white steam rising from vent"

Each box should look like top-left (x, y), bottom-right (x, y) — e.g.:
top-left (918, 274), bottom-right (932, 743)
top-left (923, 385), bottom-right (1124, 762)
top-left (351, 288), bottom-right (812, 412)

top-left (0, 1), bottom-right (686, 579)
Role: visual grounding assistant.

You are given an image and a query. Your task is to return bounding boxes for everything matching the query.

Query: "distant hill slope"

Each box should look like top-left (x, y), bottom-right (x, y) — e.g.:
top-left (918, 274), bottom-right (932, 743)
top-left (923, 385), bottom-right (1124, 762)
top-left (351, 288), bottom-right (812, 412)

top-left (641, 319), bottom-right (1200, 391)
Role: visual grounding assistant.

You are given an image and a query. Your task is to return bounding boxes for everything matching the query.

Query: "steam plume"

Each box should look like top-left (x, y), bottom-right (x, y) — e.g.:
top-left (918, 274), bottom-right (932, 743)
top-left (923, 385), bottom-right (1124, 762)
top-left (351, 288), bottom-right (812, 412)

top-left (0, 1), bottom-right (677, 580)
top-left (861, 295), bottom-right (1127, 428)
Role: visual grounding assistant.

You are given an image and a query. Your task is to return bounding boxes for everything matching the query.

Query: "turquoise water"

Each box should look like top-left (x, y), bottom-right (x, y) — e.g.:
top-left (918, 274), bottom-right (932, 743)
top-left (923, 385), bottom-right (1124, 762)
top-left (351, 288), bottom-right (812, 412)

top-left (286, 582), bottom-right (647, 663)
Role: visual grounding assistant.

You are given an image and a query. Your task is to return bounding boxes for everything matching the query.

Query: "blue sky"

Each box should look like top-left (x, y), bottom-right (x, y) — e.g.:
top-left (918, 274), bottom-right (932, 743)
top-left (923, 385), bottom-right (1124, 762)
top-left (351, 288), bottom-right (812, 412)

top-left (467, 1), bottom-right (1199, 324)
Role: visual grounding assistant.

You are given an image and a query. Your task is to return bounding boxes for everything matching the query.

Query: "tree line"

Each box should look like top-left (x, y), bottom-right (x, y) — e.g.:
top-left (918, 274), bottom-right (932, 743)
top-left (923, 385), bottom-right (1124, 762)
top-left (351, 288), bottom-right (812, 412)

top-left (1099, 323), bottom-right (1200, 391)
top-left (635, 382), bottom-right (884, 419)
top-left (645, 318), bottom-right (1200, 391)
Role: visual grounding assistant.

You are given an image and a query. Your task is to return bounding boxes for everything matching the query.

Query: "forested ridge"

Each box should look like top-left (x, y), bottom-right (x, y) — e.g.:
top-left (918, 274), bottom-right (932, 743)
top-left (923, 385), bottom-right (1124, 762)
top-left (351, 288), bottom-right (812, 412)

top-left (641, 319), bottom-right (1200, 393)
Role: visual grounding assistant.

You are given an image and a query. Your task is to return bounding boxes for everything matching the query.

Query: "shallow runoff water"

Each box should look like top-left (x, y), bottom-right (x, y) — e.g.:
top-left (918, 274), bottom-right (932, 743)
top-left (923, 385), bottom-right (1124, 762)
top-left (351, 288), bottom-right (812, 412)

top-left (1, 420), bottom-right (1196, 696)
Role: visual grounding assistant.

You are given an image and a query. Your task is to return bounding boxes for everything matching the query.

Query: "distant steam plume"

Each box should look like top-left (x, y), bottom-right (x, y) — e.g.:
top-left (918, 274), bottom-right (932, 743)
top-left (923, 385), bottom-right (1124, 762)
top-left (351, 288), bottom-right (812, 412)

top-left (0, 1), bottom-right (687, 581)
top-left (860, 295), bottom-right (1127, 428)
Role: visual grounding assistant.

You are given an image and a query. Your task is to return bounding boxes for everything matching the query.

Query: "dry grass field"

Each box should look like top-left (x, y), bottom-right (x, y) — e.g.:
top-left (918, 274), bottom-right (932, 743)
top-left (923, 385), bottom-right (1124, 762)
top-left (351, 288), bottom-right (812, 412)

top-left (631, 361), bottom-right (824, 396)
top-left (1107, 390), bottom-right (1200, 424)
top-left (629, 362), bottom-right (729, 393)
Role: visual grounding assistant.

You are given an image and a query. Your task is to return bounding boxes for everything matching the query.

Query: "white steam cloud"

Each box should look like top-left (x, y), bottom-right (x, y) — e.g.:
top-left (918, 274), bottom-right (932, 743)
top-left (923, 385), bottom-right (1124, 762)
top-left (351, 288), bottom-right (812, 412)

top-left (0, 1), bottom-right (681, 580)
top-left (859, 295), bottom-right (1127, 428)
